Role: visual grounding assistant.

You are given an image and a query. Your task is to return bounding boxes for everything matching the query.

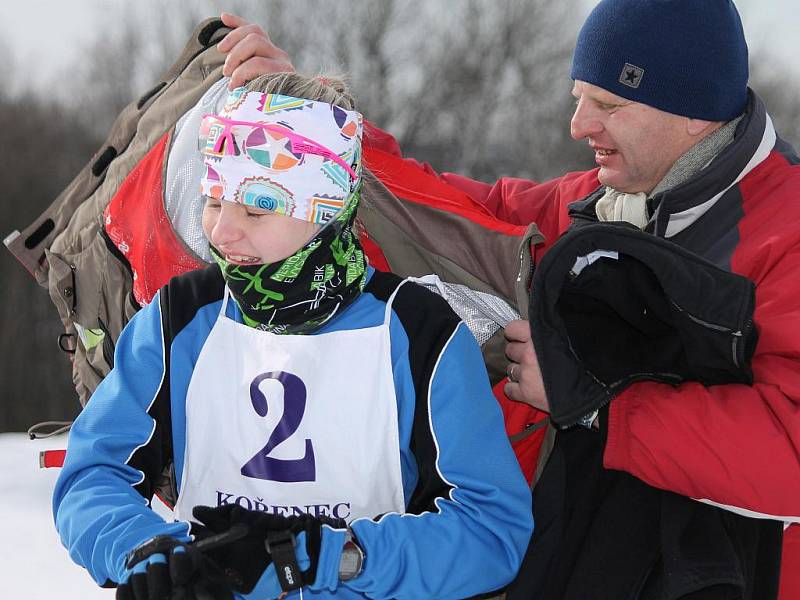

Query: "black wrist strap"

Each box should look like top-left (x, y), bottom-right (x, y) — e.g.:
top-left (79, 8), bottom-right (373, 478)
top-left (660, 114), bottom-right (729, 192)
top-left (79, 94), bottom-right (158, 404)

top-left (266, 529), bottom-right (304, 592)
top-left (126, 536), bottom-right (180, 569)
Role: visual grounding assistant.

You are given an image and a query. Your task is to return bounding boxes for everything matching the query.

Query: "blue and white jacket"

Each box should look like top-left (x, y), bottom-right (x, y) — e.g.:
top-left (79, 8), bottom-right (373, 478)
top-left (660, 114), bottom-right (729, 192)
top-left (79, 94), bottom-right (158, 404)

top-left (53, 266), bottom-right (532, 599)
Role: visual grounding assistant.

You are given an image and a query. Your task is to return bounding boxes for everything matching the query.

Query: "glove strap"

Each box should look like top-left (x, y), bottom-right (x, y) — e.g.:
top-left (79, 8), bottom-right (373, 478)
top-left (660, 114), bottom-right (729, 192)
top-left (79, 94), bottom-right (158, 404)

top-left (266, 529), bottom-right (304, 592)
top-left (126, 535), bottom-right (181, 568)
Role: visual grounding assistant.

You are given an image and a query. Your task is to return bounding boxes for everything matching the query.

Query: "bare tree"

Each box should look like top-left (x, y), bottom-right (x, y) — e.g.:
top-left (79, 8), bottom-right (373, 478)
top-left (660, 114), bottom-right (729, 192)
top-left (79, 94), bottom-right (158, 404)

top-left (55, 0), bottom-right (800, 178)
top-left (0, 93), bottom-right (98, 430)
top-left (3, 0), bottom-right (799, 431)
top-left (749, 49), bottom-right (800, 147)
top-left (224, 0), bottom-right (592, 180)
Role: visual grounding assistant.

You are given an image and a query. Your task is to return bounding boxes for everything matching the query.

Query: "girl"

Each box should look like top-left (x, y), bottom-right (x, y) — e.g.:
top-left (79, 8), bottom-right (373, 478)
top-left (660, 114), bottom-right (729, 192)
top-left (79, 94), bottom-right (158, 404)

top-left (53, 73), bottom-right (532, 600)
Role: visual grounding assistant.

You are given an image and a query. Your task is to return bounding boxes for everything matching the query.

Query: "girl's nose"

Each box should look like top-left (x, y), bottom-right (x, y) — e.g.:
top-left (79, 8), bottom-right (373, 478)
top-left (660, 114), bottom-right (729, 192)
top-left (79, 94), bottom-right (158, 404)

top-left (209, 203), bottom-right (244, 247)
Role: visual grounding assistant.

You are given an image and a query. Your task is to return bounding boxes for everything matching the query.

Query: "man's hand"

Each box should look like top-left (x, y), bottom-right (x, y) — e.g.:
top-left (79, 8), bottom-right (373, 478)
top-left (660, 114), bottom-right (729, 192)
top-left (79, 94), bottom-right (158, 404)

top-left (218, 13), bottom-right (295, 90)
top-left (504, 319), bottom-right (549, 412)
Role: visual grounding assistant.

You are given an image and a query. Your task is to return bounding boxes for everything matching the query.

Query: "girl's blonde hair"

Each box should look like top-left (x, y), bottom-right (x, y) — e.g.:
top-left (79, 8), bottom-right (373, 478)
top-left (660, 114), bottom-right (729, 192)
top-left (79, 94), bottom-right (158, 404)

top-left (244, 72), bottom-right (356, 110)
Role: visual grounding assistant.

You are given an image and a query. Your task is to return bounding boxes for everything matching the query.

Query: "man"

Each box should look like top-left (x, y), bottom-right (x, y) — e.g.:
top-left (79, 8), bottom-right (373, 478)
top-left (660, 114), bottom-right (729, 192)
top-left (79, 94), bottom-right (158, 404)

top-left (224, 1), bottom-right (800, 596)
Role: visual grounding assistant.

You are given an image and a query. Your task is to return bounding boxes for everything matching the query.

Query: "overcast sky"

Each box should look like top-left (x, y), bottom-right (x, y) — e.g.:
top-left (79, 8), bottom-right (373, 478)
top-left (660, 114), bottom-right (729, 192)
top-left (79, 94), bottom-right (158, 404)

top-left (5, 0), bottom-right (800, 95)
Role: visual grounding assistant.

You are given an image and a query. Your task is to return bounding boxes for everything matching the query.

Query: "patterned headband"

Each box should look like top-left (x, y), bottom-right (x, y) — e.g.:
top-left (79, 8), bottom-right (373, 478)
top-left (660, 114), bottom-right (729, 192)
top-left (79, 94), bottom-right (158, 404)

top-left (199, 87), bottom-right (363, 225)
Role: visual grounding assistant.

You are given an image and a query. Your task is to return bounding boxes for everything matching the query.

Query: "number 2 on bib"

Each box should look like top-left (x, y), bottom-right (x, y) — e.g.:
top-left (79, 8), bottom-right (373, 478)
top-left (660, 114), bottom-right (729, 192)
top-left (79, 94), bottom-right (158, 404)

top-left (241, 371), bottom-right (316, 482)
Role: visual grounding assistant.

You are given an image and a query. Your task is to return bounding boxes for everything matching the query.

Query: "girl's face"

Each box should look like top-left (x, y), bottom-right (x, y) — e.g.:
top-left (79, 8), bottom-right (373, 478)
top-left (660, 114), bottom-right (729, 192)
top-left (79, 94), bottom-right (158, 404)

top-left (202, 197), bottom-right (321, 265)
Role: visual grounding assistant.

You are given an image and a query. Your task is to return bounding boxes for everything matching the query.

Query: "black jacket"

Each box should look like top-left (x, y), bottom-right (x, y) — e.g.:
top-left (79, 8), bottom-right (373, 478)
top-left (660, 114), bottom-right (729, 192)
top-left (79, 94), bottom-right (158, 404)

top-left (507, 225), bottom-right (781, 600)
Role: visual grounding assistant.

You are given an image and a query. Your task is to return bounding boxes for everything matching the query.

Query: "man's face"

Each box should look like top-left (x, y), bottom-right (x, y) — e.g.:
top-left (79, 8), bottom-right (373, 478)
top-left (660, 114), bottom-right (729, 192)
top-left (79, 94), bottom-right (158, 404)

top-left (570, 81), bottom-right (700, 194)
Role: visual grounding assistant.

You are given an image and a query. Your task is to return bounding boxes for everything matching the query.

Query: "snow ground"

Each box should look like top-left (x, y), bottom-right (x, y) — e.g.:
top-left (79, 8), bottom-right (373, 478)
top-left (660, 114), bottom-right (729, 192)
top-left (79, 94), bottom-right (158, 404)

top-left (0, 432), bottom-right (171, 599)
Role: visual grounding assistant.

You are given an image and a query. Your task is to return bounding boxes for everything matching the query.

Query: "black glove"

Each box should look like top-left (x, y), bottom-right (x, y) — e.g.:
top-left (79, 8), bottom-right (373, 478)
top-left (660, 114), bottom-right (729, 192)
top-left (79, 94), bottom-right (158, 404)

top-left (116, 535), bottom-right (234, 600)
top-left (191, 504), bottom-right (346, 595)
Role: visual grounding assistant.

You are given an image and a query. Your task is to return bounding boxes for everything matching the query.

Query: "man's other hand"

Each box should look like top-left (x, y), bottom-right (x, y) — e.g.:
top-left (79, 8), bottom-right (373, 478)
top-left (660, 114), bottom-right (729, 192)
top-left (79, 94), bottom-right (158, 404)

top-left (504, 319), bottom-right (549, 412)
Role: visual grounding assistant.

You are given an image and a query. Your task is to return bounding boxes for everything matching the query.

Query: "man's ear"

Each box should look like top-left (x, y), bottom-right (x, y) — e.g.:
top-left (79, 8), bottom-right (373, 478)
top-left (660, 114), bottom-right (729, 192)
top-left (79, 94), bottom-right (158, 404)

top-left (687, 118), bottom-right (723, 137)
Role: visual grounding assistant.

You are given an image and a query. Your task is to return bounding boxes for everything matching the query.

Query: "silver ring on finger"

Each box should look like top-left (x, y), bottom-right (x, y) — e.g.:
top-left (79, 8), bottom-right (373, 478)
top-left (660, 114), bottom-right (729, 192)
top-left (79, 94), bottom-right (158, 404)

top-left (507, 363), bottom-right (518, 383)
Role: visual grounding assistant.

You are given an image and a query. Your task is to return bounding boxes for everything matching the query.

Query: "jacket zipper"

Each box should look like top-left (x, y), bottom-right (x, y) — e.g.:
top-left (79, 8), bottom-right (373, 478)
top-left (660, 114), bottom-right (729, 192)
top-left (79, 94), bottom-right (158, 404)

top-left (557, 367), bottom-right (615, 429)
top-left (732, 318), bottom-right (754, 369)
top-left (669, 299), bottom-right (745, 367)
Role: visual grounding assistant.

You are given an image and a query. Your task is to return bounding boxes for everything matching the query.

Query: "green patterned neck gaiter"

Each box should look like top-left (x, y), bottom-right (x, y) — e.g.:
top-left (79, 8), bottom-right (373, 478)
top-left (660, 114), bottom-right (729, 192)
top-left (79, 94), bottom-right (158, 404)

top-left (211, 191), bottom-right (367, 334)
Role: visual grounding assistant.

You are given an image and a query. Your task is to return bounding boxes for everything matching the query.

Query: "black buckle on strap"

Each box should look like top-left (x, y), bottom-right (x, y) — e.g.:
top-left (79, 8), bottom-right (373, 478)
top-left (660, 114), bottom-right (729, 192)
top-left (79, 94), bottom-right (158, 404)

top-left (266, 529), bottom-right (303, 592)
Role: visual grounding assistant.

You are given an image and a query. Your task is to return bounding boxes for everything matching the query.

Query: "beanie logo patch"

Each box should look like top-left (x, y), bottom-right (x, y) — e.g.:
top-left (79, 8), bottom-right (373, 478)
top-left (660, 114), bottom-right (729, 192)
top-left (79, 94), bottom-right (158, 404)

top-left (619, 63), bottom-right (644, 89)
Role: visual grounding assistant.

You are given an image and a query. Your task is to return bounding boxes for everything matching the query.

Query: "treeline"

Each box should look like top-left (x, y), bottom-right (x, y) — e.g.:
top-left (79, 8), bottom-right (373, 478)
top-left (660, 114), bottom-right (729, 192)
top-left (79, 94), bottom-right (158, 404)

top-left (1, 0), bottom-right (798, 431)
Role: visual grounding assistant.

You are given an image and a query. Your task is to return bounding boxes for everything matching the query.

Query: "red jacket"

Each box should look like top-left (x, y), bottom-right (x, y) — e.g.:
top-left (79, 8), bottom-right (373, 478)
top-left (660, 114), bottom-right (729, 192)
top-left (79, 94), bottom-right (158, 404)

top-left (365, 89), bottom-right (800, 598)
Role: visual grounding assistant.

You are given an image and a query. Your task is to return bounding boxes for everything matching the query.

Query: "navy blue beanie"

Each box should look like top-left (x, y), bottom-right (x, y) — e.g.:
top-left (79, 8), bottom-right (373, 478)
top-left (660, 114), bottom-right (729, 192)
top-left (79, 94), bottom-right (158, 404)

top-left (571, 0), bottom-right (749, 121)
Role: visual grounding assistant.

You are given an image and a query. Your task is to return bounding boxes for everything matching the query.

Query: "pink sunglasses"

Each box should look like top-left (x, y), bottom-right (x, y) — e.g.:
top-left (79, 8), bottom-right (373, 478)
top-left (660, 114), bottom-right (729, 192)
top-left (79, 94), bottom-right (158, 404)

top-left (199, 114), bottom-right (358, 181)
